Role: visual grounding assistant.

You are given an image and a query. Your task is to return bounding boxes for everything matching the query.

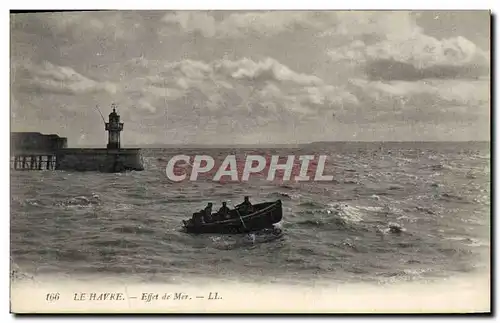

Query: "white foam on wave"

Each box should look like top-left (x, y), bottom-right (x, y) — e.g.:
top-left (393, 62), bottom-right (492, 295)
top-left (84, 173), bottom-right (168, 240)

top-left (326, 203), bottom-right (364, 223)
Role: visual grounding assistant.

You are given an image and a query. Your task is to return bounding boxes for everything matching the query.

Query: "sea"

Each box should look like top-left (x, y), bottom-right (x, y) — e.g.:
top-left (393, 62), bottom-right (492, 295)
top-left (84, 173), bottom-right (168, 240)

top-left (10, 142), bottom-right (491, 287)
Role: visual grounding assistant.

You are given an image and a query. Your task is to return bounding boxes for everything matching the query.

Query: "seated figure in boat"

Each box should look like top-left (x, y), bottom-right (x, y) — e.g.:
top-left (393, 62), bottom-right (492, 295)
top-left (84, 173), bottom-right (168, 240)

top-left (217, 202), bottom-right (231, 220)
top-left (236, 196), bottom-right (254, 215)
top-left (191, 211), bottom-right (203, 225)
top-left (202, 203), bottom-right (213, 223)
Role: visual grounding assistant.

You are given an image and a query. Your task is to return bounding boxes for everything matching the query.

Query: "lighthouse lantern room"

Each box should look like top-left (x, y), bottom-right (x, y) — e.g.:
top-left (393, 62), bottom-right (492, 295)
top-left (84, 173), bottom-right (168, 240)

top-left (105, 103), bottom-right (124, 150)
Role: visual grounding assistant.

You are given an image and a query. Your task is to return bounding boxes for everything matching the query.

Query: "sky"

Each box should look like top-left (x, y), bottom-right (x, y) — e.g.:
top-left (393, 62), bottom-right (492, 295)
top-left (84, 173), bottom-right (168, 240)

top-left (10, 10), bottom-right (490, 146)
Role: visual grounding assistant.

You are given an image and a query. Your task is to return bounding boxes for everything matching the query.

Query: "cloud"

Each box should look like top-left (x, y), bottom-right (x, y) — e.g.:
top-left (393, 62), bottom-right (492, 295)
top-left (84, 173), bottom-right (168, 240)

top-left (115, 55), bottom-right (488, 142)
top-left (364, 58), bottom-right (489, 81)
top-left (348, 78), bottom-right (489, 108)
top-left (21, 12), bottom-right (138, 41)
top-left (365, 35), bottom-right (488, 69)
top-left (120, 57), bottom-right (357, 122)
top-left (213, 57), bottom-right (322, 85)
top-left (327, 16), bottom-right (490, 80)
top-left (10, 54), bottom-right (490, 143)
top-left (161, 11), bottom-right (490, 82)
top-left (162, 11), bottom-right (218, 37)
top-left (13, 61), bottom-right (117, 96)
top-left (161, 11), bottom-right (421, 42)
top-left (161, 11), bottom-right (340, 38)
top-left (10, 11), bottom-right (490, 143)
top-left (320, 11), bottom-right (421, 40)
top-left (344, 78), bottom-right (489, 124)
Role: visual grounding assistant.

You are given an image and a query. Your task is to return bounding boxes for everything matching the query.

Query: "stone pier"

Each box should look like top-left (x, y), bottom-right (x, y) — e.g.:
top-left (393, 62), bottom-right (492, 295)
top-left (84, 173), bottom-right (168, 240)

top-left (11, 106), bottom-right (144, 173)
top-left (55, 148), bottom-right (144, 172)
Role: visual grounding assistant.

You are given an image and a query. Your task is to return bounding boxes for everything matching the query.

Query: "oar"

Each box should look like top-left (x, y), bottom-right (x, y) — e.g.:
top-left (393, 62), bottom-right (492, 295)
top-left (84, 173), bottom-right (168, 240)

top-left (229, 202), bottom-right (247, 231)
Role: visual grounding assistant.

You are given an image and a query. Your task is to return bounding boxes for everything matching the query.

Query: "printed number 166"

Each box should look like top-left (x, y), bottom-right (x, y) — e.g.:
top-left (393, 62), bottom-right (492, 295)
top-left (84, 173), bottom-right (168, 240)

top-left (46, 293), bottom-right (60, 302)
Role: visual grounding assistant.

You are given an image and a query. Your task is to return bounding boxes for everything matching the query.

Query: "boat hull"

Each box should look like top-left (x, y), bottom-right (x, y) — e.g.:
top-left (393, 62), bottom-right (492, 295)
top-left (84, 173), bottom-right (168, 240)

top-left (183, 200), bottom-right (283, 234)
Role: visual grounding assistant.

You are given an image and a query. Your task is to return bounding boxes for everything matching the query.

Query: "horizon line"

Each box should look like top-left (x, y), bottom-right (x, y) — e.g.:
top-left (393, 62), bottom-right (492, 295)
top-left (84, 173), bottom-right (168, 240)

top-left (71, 140), bottom-right (491, 148)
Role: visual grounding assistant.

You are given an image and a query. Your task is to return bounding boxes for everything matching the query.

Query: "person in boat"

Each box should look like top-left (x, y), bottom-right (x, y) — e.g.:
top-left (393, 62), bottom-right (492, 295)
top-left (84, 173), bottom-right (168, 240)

top-left (202, 203), bottom-right (213, 223)
top-left (192, 211), bottom-right (203, 225)
top-left (236, 196), bottom-right (254, 215)
top-left (217, 202), bottom-right (231, 220)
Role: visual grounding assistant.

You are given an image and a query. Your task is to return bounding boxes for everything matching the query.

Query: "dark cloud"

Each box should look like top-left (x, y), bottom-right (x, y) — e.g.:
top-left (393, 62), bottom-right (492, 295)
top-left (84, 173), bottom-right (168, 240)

top-left (365, 58), bottom-right (489, 81)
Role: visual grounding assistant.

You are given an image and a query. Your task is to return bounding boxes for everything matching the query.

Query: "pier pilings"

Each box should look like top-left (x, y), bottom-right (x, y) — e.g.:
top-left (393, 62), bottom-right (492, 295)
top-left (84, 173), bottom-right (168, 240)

top-left (11, 154), bottom-right (57, 170)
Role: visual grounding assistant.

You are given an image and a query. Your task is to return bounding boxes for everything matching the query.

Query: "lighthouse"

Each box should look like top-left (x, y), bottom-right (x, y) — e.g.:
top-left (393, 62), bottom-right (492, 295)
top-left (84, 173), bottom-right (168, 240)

top-left (105, 104), bottom-right (124, 150)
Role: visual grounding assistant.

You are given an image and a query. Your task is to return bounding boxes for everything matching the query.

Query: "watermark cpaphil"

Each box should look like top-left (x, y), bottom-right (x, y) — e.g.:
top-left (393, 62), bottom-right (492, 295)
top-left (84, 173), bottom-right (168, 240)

top-left (164, 154), bottom-right (334, 182)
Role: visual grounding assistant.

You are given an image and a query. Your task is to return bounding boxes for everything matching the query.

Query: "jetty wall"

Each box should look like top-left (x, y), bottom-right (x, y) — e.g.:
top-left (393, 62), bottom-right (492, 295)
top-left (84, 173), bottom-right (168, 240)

top-left (56, 149), bottom-right (144, 172)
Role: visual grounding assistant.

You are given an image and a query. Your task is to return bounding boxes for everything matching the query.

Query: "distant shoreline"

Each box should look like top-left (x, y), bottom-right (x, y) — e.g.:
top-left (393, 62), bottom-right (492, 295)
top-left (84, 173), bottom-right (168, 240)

top-left (71, 141), bottom-right (491, 149)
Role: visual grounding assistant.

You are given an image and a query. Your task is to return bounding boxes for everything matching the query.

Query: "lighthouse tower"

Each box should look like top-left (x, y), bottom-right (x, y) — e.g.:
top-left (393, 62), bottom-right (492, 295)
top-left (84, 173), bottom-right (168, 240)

top-left (105, 104), bottom-right (124, 150)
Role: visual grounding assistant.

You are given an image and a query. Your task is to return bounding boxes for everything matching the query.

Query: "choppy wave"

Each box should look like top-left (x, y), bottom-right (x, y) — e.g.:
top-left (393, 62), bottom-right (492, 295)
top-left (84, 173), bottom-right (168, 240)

top-left (266, 192), bottom-right (301, 200)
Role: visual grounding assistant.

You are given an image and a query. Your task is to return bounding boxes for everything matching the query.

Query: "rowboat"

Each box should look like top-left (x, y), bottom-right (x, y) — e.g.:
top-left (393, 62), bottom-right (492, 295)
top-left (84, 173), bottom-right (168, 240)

top-left (183, 200), bottom-right (283, 234)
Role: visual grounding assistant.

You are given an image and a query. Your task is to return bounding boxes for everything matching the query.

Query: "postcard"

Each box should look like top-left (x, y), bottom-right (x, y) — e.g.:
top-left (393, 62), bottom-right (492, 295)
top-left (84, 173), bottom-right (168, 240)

top-left (10, 10), bottom-right (491, 314)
